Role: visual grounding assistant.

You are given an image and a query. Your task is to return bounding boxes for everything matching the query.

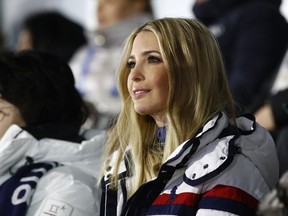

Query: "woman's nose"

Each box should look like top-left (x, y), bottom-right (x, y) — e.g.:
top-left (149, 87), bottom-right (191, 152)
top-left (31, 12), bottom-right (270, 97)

top-left (130, 66), bottom-right (144, 82)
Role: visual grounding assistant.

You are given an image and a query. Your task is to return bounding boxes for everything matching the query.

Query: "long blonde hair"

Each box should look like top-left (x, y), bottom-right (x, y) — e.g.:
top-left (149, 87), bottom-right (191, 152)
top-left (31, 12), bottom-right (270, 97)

top-left (100, 18), bottom-right (236, 195)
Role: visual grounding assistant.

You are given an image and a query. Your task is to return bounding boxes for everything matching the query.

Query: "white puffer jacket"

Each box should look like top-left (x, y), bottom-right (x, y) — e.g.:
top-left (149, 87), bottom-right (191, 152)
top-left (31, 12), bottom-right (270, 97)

top-left (101, 112), bottom-right (279, 216)
top-left (0, 124), bottom-right (106, 216)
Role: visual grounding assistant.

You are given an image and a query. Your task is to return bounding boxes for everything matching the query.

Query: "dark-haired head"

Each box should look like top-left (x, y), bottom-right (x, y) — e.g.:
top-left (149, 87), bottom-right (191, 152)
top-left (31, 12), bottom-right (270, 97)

top-left (0, 50), bottom-right (88, 141)
top-left (17, 11), bottom-right (86, 62)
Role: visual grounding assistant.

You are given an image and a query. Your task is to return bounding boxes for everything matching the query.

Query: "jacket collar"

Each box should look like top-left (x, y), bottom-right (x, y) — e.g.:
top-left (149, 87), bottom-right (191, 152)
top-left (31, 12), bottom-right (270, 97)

top-left (163, 112), bottom-right (228, 168)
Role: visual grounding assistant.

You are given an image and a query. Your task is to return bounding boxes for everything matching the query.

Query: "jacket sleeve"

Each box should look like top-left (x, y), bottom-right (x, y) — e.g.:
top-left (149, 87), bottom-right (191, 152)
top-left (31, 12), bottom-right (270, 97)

top-left (26, 166), bottom-right (101, 216)
top-left (196, 184), bottom-right (259, 216)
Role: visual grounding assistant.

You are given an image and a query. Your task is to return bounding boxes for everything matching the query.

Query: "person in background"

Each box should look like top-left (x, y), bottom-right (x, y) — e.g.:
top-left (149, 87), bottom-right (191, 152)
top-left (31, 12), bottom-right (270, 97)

top-left (255, 90), bottom-right (288, 176)
top-left (69, 0), bottom-right (154, 132)
top-left (192, 0), bottom-right (288, 113)
top-left (16, 11), bottom-right (87, 62)
top-left (256, 87), bottom-right (288, 216)
top-left (255, 49), bottom-right (288, 176)
top-left (0, 50), bottom-right (105, 216)
top-left (99, 18), bottom-right (278, 216)
top-left (255, 89), bottom-right (288, 133)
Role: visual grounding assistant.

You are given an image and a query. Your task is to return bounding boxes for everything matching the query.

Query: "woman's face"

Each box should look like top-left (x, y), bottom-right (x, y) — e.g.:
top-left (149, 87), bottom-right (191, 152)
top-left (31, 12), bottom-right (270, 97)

top-left (0, 99), bottom-right (26, 138)
top-left (127, 31), bottom-right (169, 127)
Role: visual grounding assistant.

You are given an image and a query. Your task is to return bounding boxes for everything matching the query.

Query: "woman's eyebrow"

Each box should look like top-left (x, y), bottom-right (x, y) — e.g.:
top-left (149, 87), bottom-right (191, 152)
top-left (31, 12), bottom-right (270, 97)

top-left (129, 50), bottom-right (161, 59)
top-left (142, 50), bottom-right (161, 55)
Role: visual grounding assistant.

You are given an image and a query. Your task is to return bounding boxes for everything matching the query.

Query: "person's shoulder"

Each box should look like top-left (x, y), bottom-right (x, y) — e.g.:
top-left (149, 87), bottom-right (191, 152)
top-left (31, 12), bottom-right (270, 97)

top-left (27, 165), bottom-right (100, 216)
top-left (183, 113), bottom-right (277, 188)
top-left (35, 165), bottom-right (98, 195)
top-left (235, 114), bottom-right (279, 189)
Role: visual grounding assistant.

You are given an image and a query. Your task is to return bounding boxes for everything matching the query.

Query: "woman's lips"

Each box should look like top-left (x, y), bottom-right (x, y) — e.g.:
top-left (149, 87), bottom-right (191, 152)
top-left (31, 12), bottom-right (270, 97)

top-left (132, 87), bottom-right (151, 99)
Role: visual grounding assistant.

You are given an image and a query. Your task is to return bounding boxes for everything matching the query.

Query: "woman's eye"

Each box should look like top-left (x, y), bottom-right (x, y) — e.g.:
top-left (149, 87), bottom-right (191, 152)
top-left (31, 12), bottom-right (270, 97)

top-left (127, 61), bottom-right (135, 69)
top-left (147, 56), bottom-right (161, 63)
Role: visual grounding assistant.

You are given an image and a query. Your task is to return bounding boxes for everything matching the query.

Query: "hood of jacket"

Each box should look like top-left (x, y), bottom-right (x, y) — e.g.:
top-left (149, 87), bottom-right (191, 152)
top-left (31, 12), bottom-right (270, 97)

top-left (0, 124), bottom-right (107, 183)
top-left (162, 112), bottom-right (278, 190)
top-left (193, 0), bottom-right (282, 25)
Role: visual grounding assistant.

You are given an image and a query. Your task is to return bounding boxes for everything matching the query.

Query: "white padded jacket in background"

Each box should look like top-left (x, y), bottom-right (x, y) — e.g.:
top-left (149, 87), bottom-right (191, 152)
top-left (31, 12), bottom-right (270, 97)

top-left (0, 125), bottom-right (106, 216)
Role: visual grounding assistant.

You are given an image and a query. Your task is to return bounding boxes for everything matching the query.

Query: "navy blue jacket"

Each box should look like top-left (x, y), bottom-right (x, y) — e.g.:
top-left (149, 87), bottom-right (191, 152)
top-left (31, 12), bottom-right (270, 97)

top-left (193, 0), bottom-right (288, 112)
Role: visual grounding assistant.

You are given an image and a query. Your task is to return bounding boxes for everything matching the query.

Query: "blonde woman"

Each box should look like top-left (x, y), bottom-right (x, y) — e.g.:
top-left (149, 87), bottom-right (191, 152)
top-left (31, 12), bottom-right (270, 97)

top-left (99, 18), bottom-right (279, 216)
